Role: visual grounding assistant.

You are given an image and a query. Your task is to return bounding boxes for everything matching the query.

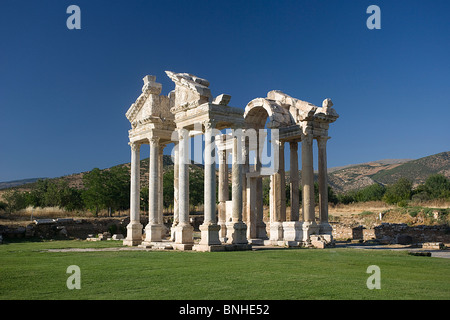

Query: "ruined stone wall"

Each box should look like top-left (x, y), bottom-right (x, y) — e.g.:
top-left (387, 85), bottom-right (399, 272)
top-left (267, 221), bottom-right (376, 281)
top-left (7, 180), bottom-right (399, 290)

top-left (332, 222), bottom-right (450, 244)
top-left (0, 218), bottom-right (134, 241)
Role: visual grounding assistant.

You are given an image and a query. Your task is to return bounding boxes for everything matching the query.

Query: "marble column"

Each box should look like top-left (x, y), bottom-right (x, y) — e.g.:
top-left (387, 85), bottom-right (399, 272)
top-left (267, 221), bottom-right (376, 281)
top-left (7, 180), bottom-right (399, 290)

top-left (173, 128), bottom-right (194, 247)
top-left (217, 148), bottom-right (229, 241)
top-left (318, 136), bottom-right (332, 235)
top-left (198, 121), bottom-right (221, 247)
top-left (269, 140), bottom-right (285, 241)
top-left (170, 141), bottom-right (179, 241)
top-left (242, 137), bottom-right (249, 234)
top-left (246, 176), bottom-right (257, 239)
top-left (283, 141), bottom-right (302, 242)
top-left (255, 130), bottom-right (267, 239)
top-left (289, 142), bottom-right (300, 221)
top-left (143, 137), bottom-right (162, 243)
top-left (158, 144), bottom-right (165, 237)
top-left (123, 141), bottom-right (143, 246)
top-left (226, 129), bottom-right (248, 245)
top-left (302, 134), bottom-right (318, 241)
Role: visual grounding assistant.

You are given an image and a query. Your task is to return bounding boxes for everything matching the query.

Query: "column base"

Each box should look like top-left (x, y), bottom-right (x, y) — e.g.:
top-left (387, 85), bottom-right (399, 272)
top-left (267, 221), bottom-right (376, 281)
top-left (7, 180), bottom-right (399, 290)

top-left (170, 223), bottom-right (177, 241)
top-left (123, 222), bottom-right (143, 246)
top-left (226, 221), bottom-right (248, 244)
top-left (193, 244), bottom-right (226, 252)
top-left (173, 222), bottom-right (194, 244)
top-left (143, 223), bottom-right (163, 243)
top-left (319, 222), bottom-right (333, 235)
top-left (283, 221), bottom-right (303, 242)
top-left (256, 221), bottom-right (268, 240)
top-left (199, 223), bottom-right (221, 246)
top-left (302, 221), bottom-right (319, 242)
top-left (310, 234), bottom-right (334, 249)
top-left (171, 243), bottom-right (194, 251)
top-left (218, 221), bottom-right (228, 242)
top-left (269, 221), bottom-right (284, 241)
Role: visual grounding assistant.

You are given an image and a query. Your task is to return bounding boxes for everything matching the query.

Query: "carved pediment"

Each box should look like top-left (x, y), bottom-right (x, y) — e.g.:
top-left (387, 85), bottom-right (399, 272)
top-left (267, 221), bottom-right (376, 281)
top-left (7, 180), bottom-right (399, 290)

top-left (166, 71), bottom-right (212, 113)
top-left (125, 75), bottom-right (173, 128)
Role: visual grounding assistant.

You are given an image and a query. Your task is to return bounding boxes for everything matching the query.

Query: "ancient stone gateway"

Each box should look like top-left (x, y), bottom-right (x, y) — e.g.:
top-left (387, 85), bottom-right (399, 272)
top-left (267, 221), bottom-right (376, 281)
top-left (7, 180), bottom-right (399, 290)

top-left (123, 72), bottom-right (338, 251)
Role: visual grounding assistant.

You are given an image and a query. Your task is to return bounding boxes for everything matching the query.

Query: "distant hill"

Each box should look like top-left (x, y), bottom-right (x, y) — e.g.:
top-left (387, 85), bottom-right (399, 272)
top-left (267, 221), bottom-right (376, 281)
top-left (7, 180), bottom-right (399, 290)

top-left (370, 151), bottom-right (450, 186)
top-left (0, 155), bottom-right (189, 192)
top-left (1, 151), bottom-right (449, 195)
top-left (328, 151), bottom-right (450, 193)
top-left (0, 178), bottom-right (46, 190)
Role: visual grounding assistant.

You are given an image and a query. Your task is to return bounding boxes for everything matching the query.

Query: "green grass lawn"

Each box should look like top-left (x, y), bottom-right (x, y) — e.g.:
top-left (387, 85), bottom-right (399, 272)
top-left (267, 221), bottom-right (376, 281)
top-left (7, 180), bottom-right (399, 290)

top-left (0, 240), bottom-right (449, 300)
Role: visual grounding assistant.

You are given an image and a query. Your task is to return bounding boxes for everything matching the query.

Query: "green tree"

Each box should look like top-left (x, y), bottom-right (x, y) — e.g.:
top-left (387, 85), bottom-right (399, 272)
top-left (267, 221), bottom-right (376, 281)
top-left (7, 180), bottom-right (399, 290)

top-left (2, 189), bottom-right (27, 213)
top-left (383, 177), bottom-right (412, 205)
top-left (189, 168), bottom-right (204, 211)
top-left (82, 167), bottom-right (130, 216)
top-left (104, 166), bottom-right (130, 212)
top-left (43, 181), bottom-right (61, 207)
top-left (337, 191), bottom-right (357, 204)
top-left (355, 183), bottom-right (386, 202)
top-left (82, 168), bottom-right (107, 216)
top-left (59, 185), bottom-right (84, 211)
top-left (327, 185), bottom-right (339, 205)
top-left (140, 186), bottom-right (149, 212)
top-left (262, 177), bottom-right (270, 206)
top-left (163, 169), bottom-right (174, 210)
top-left (27, 179), bottom-right (50, 208)
top-left (424, 174), bottom-right (450, 199)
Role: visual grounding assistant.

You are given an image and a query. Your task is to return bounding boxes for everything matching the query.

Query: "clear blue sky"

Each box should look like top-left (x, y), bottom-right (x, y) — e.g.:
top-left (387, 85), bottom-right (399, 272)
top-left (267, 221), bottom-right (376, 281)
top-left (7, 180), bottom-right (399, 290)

top-left (1, 0), bottom-right (449, 181)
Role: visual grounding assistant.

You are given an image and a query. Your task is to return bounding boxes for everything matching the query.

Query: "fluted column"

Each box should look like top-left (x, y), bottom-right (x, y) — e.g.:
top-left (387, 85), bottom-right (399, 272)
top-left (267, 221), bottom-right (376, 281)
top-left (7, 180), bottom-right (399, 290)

top-left (318, 136), bottom-right (332, 235)
top-left (174, 128), bottom-right (194, 246)
top-left (289, 142), bottom-right (300, 221)
top-left (158, 144), bottom-right (165, 235)
top-left (255, 130), bottom-right (267, 239)
top-left (217, 148), bottom-right (229, 241)
top-left (143, 137), bottom-right (162, 243)
top-left (226, 128), bottom-right (248, 245)
top-left (171, 141), bottom-right (179, 241)
top-left (282, 141), bottom-right (302, 242)
top-left (123, 141), bottom-right (143, 246)
top-left (269, 140), bottom-right (284, 241)
top-left (302, 134), bottom-right (318, 241)
top-left (197, 121), bottom-right (221, 248)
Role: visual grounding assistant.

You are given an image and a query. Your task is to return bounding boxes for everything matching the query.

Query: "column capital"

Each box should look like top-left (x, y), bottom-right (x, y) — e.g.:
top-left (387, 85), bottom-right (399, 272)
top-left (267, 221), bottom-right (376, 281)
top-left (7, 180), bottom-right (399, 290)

top-left (317, 136), bottom-right (331, 145)
top-left (289, 141), bottom-right (298, 150)
top-left (177, 128), bottom-right (188, 140)
top-left (275, 139), bottom-right (284, 147)
top-left (148, 136), bottom-right (160, 146)
top-left (203, 120), bottom-right (216, 131)
top-left (129, 141), bottom-right (141, 151)
top-left (301, 133), bottom-right (313, 144)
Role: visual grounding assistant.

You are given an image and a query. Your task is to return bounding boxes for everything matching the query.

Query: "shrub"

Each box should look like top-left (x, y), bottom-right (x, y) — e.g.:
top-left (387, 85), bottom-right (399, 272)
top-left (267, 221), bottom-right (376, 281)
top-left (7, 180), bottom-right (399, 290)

top-left (383, 178), bottom-right (412, 205)
top-left (424, 174), bottom-right (450, 199)
top-left (355, 184), bottom-right (386, 202)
